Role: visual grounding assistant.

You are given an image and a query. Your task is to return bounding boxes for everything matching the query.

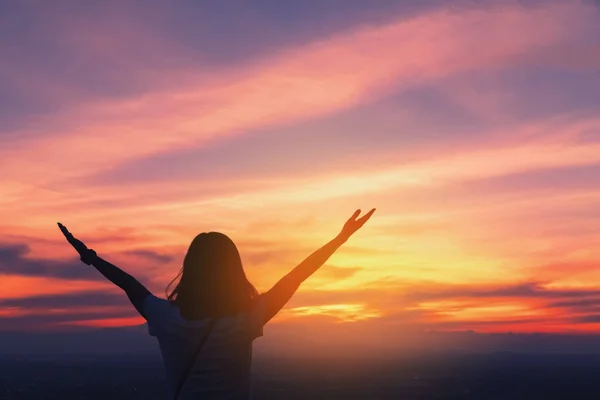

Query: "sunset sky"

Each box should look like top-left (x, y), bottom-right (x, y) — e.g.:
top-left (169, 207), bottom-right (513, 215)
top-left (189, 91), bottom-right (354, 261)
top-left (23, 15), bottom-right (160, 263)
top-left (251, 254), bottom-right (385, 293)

top-left (1, 0), bottom-right (600, 349)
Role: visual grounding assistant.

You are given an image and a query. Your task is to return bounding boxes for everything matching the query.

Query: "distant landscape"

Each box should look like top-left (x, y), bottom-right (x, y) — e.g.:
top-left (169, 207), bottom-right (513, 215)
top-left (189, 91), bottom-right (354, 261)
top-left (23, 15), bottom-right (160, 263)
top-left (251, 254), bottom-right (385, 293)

top-left (3, 352), bottom-right (600, 399)
top-left (5, 325), bottom-right (600, 356)
top-left (4, 326), bottom-right (600, 399)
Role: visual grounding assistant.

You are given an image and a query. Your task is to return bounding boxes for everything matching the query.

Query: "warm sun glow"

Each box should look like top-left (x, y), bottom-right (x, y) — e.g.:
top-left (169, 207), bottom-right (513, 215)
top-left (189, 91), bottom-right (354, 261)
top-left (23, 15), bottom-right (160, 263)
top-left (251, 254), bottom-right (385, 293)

top-left (412, 301), bottom-right (548, 321)
top-left (280, 304), bottom-right (382, 322)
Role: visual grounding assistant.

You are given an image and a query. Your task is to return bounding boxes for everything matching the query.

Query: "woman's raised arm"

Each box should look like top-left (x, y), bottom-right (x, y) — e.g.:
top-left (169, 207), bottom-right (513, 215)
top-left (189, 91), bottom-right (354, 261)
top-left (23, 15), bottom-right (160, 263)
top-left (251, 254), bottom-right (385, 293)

top-left (259, 208), bottom-right (375, 324)
top-left (57, 223), bottom-right (151, 318)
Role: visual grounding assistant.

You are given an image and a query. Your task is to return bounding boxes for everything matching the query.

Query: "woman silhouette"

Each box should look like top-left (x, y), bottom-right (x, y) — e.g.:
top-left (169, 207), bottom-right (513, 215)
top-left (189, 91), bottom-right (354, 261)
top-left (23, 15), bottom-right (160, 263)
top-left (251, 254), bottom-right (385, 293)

top-left (57, 208), bottom-right (375, 399)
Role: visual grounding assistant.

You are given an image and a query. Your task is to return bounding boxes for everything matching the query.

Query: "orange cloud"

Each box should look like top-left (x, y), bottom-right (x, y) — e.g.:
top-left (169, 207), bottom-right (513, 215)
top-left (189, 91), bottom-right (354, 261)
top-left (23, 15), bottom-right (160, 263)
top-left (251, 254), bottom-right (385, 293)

top-left (278, 303), bottom-right (382, 322)
top-left (0, 275), bottom-right (109, 301)
top-left (58, 316), bottom-right (145, 328)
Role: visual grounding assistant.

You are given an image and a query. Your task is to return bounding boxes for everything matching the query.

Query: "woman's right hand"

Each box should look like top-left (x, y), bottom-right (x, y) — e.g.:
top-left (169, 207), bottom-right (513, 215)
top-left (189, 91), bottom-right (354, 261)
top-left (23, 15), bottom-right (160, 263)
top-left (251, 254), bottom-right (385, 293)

top-left (57, 222), bottom-right (96, 265)
top-left (338, 208), bottom-right (376, 241)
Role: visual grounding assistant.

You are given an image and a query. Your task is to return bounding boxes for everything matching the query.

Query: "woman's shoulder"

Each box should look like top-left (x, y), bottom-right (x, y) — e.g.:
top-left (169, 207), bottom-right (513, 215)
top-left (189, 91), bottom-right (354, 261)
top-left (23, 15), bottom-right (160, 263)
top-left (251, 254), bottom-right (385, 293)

top-left (144, 295), bottom-right (178, 319)
top-left (144, 294), bottom-right (172, 307)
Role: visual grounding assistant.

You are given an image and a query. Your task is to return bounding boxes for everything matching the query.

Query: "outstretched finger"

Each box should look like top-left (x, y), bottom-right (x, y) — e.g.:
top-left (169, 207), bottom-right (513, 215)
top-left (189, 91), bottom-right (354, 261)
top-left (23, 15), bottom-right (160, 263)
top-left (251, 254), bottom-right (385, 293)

top-left (57, 222), bottom-right (74, 240)
top-left (357, 208), bottom-right (376, 224)
top-left (349, 209), bottom-right (361, 221)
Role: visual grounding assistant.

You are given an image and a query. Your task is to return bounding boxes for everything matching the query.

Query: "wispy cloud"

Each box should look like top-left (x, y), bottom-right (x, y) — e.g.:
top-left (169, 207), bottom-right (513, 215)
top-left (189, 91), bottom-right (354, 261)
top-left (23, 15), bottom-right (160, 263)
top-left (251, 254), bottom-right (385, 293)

top-left (1, 2), bottom-right (593, 181)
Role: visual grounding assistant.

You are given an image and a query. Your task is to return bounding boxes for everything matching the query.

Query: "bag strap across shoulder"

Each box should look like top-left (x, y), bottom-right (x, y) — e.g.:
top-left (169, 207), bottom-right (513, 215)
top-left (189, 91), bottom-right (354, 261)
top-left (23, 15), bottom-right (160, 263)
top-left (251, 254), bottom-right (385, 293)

top-left (173, 318), bottom-right (217, 399)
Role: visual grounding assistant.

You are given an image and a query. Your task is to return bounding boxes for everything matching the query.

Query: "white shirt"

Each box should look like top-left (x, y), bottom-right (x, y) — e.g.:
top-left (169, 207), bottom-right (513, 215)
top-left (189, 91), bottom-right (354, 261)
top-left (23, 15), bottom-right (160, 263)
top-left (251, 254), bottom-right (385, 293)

top-left (143, 295), bottom-right (265, 400)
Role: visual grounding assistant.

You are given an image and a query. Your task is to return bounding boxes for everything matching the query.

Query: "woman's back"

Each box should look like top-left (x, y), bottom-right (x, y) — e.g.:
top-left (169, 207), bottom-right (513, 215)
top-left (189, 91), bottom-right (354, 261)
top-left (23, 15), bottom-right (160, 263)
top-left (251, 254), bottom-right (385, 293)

top-left (57, 209), bottom-right (374, 399)
top-left (144, 295), bottom-right (265, 400)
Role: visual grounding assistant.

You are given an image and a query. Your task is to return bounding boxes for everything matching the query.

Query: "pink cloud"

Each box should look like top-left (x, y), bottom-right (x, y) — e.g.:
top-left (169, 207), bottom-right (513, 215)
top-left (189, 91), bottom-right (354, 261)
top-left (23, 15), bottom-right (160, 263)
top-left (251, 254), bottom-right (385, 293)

top-left (1, 2), bottom-right (593, 184)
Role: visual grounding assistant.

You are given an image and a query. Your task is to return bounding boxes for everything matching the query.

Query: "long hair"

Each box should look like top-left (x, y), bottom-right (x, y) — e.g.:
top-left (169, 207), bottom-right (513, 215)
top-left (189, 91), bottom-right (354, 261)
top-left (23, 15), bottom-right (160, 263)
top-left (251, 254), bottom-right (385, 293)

top-left (166, 232), bottom-right (258, 319)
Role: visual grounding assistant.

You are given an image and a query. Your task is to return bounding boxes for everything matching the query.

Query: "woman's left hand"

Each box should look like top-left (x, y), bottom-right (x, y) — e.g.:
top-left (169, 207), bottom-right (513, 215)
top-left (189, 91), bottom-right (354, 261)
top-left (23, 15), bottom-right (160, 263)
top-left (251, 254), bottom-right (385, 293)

top-left (338, 208), bottom-right (376, 241)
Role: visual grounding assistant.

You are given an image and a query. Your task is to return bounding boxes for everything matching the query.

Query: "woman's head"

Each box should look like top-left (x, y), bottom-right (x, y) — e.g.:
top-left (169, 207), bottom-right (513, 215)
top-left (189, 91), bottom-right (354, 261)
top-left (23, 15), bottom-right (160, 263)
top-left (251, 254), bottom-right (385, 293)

top-left (167, 232), bottom-right (258, 318)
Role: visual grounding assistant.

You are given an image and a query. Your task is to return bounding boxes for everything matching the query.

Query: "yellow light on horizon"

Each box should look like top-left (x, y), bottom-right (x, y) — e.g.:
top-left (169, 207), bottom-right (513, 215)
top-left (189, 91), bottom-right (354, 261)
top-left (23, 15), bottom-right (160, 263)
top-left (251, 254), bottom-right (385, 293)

top-left (280, 303), bottom-right (382, 322)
